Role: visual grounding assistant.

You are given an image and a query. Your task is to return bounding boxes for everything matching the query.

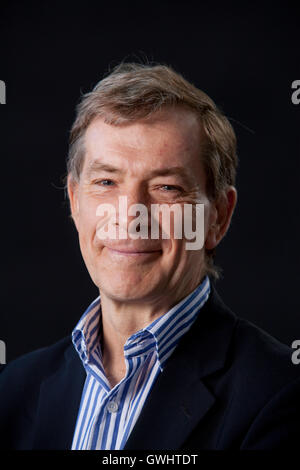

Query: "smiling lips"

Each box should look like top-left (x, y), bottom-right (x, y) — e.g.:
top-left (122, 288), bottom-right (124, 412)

top-left (105, 244), bottom-right (162, 258)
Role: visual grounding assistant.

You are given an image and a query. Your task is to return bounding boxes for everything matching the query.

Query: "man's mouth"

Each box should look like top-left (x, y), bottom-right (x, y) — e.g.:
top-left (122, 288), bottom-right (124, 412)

top-left (105, 245), bottom-right (162, 258)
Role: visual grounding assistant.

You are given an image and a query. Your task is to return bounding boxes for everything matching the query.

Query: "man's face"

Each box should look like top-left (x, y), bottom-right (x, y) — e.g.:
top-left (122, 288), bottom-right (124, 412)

top-left (68, 107), bottom-right (217, 306)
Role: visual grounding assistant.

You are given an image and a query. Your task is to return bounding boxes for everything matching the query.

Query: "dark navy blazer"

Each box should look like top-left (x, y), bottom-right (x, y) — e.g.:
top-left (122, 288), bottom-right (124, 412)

top-left (0, 286), bottom-right (299, 450)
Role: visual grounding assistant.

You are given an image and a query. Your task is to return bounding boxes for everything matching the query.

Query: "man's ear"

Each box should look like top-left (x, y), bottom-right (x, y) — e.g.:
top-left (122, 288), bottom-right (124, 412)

top-left (205, 186), bottom-right (237, 250)
top-left (67, 175), bottom-right (80, 230)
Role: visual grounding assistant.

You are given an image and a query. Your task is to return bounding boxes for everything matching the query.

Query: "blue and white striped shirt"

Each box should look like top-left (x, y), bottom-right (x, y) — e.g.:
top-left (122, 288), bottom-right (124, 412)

top-left (71, 276), bottom-right (210, 450)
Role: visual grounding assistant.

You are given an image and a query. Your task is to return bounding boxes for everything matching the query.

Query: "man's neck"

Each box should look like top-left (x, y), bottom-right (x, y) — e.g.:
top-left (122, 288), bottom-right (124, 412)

top-left (99, 291), bottom-right (181, 388)
top-left (98, 277), bottom-right (206, 388)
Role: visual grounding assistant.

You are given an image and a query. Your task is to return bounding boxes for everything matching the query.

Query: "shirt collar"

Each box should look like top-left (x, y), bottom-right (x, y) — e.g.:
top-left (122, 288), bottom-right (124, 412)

top-left (72, 296), bottom-right (101, 365)
top-left (72, 276), bottom-right (211, 373)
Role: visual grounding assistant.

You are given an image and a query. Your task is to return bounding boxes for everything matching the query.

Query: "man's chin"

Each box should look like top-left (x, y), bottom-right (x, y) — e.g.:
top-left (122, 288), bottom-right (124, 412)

top-left (97, 278), bottom-right (162, 303)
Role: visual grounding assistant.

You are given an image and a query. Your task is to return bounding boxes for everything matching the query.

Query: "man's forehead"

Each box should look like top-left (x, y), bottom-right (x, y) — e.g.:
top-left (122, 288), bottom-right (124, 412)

top-left (84, 108), bottom-right (202, 149)
top-left (83, 111), bottom-right (204, 174)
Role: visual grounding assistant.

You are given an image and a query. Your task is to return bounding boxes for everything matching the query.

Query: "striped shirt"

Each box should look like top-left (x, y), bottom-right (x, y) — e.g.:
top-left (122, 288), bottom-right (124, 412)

top-left (71, 275), bottom-right (210, 450)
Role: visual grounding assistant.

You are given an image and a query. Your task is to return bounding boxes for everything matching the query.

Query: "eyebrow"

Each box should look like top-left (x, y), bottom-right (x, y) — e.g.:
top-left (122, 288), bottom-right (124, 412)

top-left (86, 162), bottom-right (125, 177)
top-left (86, 161), bottom-right (192, 183)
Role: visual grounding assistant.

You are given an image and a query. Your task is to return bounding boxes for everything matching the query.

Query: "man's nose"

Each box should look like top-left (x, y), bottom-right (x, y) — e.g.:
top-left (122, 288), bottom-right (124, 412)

top-left (116, 187), bottom-right (151, 232)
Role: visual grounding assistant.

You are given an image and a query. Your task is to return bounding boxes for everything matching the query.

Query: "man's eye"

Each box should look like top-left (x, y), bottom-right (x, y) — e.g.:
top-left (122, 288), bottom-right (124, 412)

top-left (96, 179), bottom-right (115, 186)
top-left (161, 185), bottom-right (182, 192)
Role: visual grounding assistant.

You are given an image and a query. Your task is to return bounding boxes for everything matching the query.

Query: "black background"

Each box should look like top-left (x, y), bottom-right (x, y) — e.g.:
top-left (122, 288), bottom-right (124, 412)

top-left (0, 0), bottom-right (299, 362)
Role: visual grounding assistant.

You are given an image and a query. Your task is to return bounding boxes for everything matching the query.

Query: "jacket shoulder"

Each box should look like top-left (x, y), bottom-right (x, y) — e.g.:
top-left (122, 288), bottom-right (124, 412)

top-left (216, 307), bottom-right (300, 423)
top-left (0, 336), bottom-right (72, 390)
top-left (233, 316), bottom-right (296, 379)
top-left (0, 337), bottom-right (76, 450)
top-left (208, 286), bottom-right (299, 397)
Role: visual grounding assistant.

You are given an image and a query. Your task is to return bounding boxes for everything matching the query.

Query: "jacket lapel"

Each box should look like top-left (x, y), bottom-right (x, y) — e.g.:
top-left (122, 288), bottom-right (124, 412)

top-left (124, 286), bottom-right (238, 450)
top-left (33, 343), bottom-right (86, 449)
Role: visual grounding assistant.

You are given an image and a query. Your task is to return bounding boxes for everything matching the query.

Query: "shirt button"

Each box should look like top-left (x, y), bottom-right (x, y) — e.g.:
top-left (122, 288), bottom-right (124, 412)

top-left (107, 400), bottom-right (119, 413)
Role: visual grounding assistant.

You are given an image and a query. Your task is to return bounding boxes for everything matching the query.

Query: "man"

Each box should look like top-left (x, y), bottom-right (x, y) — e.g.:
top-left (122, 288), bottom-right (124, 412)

top-left (0, 62), bottom-right (299, 450)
